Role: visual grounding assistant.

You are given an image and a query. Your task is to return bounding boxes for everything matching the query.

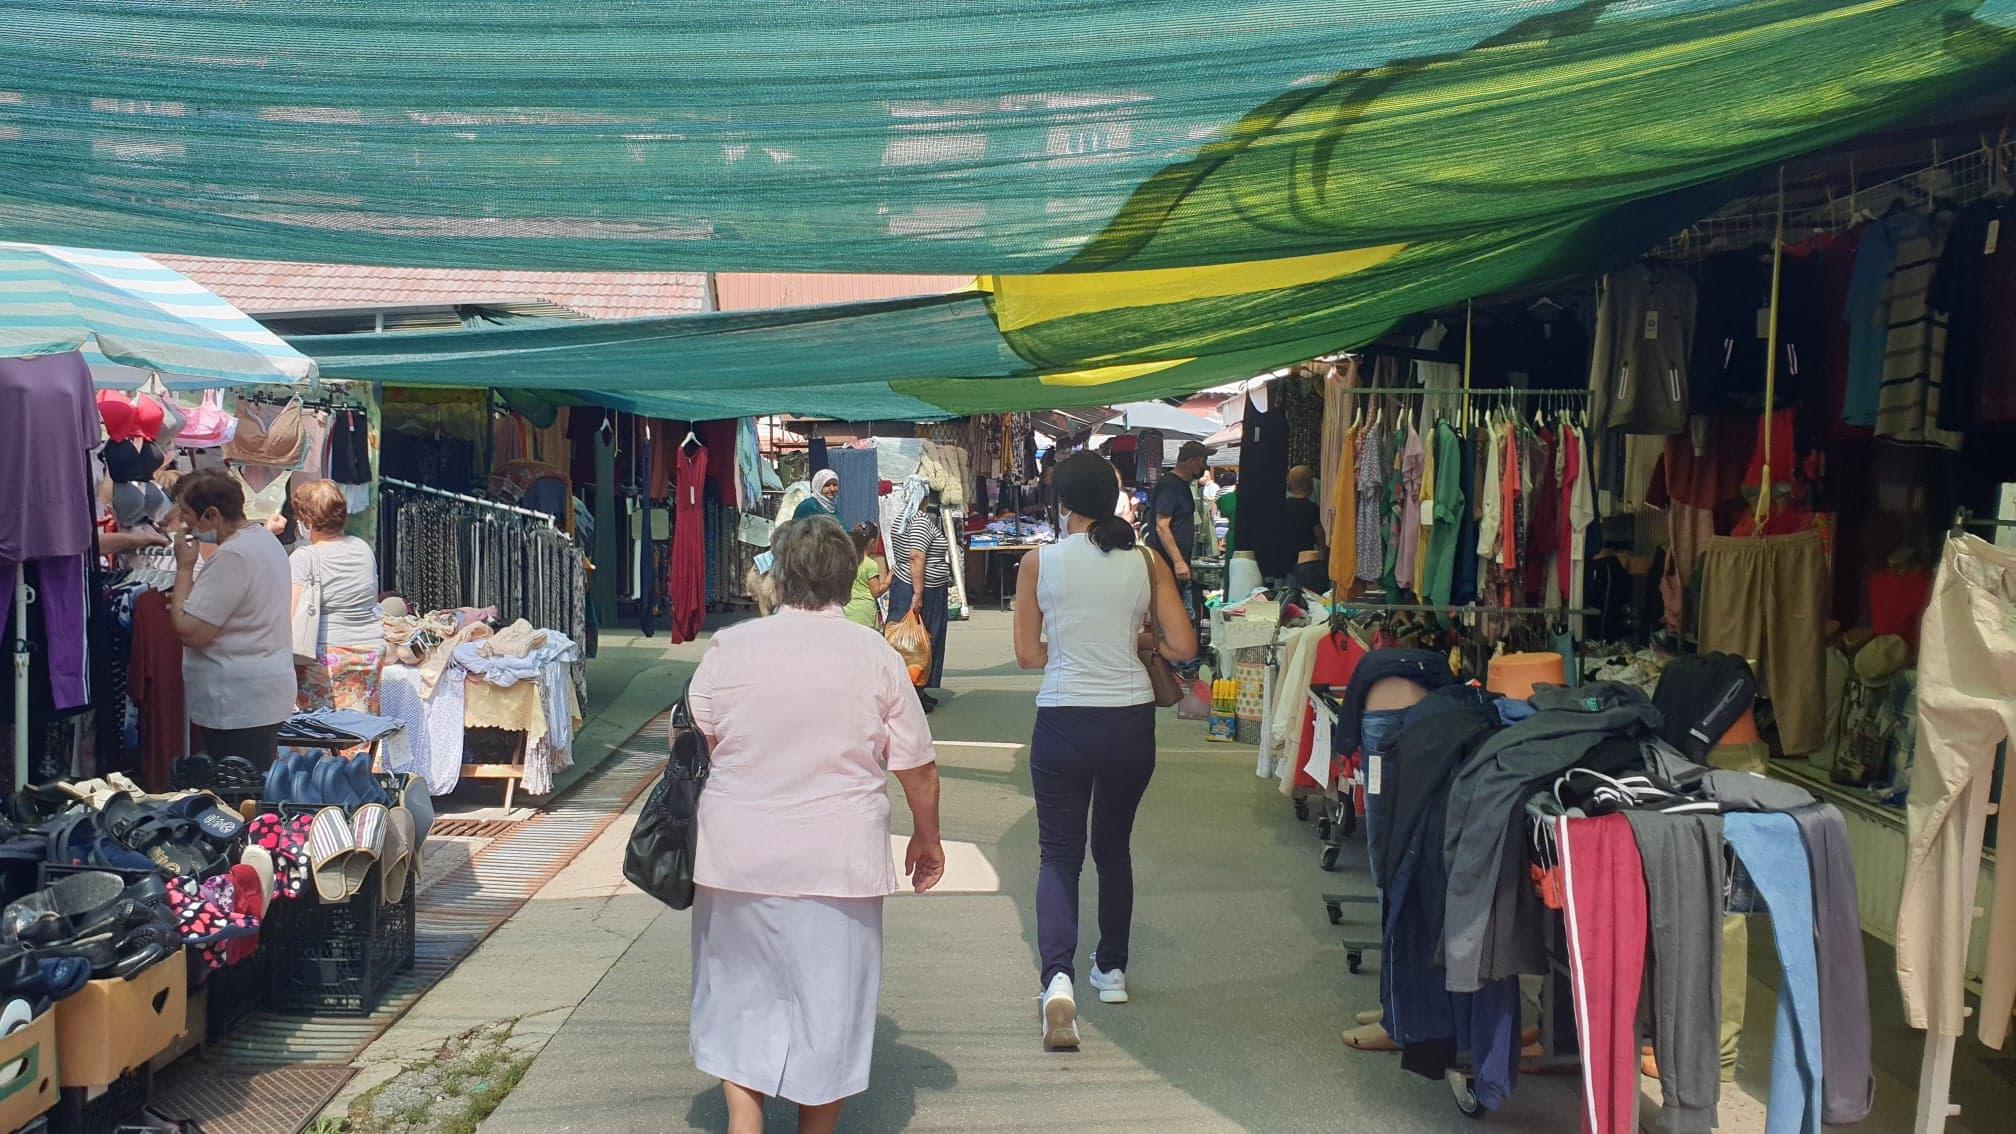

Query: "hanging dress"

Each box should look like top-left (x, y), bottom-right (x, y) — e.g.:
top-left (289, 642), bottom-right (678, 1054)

top-left (669, 442), bottom-right (709, 644)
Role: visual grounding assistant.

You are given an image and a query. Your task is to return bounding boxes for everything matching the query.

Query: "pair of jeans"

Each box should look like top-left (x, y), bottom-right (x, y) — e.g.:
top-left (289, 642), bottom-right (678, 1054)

top-left (1030, 704), bottom-right (1155, 985)
top-left (886, 577), bottom-right (948, 688)
top-left (1358, 708), bottom-right (1408, 881)
top-left (1725, 813), bottom-right (1823, 1134)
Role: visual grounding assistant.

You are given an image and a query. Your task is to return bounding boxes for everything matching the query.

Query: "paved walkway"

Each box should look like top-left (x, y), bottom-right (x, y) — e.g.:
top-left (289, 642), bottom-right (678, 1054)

top-left (471, 612), bottom-right (1580, 1132)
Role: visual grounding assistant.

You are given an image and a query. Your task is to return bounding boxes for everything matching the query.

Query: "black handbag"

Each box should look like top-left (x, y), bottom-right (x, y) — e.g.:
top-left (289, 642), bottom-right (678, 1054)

top-left (622, 689), bottom-right (710, 910)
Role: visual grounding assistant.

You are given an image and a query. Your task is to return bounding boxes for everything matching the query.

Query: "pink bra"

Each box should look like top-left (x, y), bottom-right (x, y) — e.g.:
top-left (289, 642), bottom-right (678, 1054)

top-left (174, 389), bottom-right (238, 449)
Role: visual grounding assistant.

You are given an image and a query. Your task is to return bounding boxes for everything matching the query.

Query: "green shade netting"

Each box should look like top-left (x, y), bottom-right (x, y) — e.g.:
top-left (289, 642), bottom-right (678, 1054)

top-left (7, 2), bottom-right (2016, 417)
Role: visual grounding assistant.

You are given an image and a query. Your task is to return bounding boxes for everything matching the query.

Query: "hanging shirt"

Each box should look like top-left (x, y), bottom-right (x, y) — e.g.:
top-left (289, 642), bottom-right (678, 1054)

top-left (1396, 423), bottom-right (1425, 590)
top-left (1588, 264), bottom-right (1697, 435)
top-left (1425, 421), bottom-right (1466, 607)
top-left (1842, 213), bottom-right (1905, 427)
top-left (1356, 426), bottom-right (1387, 584)
top-left (1873, 210), bottom-right (1962, 449)
top-left (1476, 424), bottom-right (1502, 571)
top-left (1329, 423), bottom-right (1360, 592)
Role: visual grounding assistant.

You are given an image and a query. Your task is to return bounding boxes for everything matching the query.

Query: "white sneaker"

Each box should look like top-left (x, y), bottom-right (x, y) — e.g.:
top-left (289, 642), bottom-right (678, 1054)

top-left (1040, 972), bottom-right (1080, 1050)
top-left (1089, 956), bottom-right (1129, 1004)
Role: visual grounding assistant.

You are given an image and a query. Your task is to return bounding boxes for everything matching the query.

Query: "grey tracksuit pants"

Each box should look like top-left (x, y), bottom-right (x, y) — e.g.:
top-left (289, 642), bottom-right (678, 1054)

top-left (1624, 811), bottom-right (1724, 1134)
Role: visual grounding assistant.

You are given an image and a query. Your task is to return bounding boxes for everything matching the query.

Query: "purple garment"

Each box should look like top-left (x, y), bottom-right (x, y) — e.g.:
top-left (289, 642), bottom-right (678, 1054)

top-left (0, 352), bottom-right (100, 564)
top-left (0, 556), bottom-right (90, 710)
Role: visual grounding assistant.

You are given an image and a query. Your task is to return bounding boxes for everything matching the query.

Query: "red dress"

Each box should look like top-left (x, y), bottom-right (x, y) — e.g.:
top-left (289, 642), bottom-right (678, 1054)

top-left (668, 443), bottom-right (708, 644)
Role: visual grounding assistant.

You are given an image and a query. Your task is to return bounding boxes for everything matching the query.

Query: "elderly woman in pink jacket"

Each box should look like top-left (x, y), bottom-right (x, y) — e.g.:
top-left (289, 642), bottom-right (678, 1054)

top-left (686, 515), bottom-right (945, 1134)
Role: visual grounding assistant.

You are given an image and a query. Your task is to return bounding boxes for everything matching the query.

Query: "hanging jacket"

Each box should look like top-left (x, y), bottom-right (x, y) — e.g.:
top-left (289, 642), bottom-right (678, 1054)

top-left (1333, 648), bottom-right (1455, 757)
top-left (1442, 682), bottom-right (1665, 992)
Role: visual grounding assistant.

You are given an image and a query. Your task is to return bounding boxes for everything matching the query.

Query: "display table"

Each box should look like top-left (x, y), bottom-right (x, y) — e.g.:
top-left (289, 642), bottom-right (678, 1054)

top-left (964, 543), bottom-right (1043, 610)
top-left (378, 663), bottom-right (582, 807)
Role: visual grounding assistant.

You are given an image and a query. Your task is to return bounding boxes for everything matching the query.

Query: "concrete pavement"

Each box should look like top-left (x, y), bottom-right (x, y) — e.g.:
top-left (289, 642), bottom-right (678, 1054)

top-left (470, 612), bottom-right (1580, 1132)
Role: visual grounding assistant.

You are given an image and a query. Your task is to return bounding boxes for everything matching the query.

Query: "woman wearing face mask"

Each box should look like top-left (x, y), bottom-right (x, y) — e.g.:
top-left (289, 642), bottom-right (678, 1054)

top-left (793, 469), bottom-right (841, 521)
top-left (169, 471), bottom-right (297, 769)
top-left (289, 479), bottom-right (386, 713)
top-left (1012, 452), bottom-right (1197, 1049)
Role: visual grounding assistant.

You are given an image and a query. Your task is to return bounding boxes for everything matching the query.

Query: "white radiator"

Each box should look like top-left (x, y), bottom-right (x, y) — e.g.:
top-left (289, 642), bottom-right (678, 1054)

top-left (1788, 770), bottom-right (1997, 981)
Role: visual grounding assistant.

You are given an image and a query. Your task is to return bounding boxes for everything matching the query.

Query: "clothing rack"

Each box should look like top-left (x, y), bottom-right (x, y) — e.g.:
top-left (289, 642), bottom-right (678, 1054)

top-left (382, 477), bottom-right (557, 528)
top-left (234, 388), bottom-right (364, 414)
top-left (1342, 387), bottom-right (1589, 400)
top-left (1335, 602), bottom-right (1595, 617)
top-left (1655, 142), bottom-right (2014, 260)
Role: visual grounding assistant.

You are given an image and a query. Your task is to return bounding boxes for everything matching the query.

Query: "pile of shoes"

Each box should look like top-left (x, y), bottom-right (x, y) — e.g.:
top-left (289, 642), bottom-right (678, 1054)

top-left (168, 754), bottom-right (267, 800)
top-left (1, 870), bottom-right (178, 986)
top-left (258, 761), bottom-right (432, 907)
top-left (4, 777), bottom-right (264, 976)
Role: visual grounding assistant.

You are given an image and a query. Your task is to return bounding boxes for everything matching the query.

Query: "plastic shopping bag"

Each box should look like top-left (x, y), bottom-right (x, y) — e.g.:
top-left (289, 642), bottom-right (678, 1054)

top-left (884, 610), bottom-right (935, 687)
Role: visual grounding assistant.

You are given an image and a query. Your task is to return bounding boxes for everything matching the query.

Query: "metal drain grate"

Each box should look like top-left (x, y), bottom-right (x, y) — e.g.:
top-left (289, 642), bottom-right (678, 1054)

top-left (151, 1063), bottom-right (357, 1134)
top-left (179, 710), bottom-right (669, 1078)
top-left (428, 817), bottom-right (524, 838)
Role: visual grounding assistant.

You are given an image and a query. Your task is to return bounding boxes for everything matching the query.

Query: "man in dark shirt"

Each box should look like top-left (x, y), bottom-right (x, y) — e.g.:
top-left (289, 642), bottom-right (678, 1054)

top-left (1283, 464), bottom-right (1328, 594)
top-left (1143, 440), bottom-right (1210, 624)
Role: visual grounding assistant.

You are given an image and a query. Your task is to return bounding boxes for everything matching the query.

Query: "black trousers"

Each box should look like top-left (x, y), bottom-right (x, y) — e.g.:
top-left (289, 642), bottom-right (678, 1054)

top-left (201, 722), bottom-right (284, 771)
top-left (1031, 703), bottom-right (1157, 985)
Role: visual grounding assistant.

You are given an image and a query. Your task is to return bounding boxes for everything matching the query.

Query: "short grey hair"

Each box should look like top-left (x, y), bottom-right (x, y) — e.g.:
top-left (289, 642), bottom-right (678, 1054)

top-left (770, 516), bottom-right (857, 611)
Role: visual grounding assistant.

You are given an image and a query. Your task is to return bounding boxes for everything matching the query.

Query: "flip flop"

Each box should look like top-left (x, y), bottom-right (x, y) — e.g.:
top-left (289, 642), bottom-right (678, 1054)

top-left (381, 807), bottom-right (416, 903)
top-left (347, 804), bottom-right (387, 899)
top-left (308, 807), bottom-right (356, 903)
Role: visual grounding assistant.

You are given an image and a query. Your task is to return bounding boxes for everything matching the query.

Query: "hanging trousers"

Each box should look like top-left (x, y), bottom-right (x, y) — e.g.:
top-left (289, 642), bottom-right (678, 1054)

top-left (1029, 704), bottom-right (1155, 986)
top-left (1623, 811), bottom-right (1724, 1134)
top-left (667, 447), bottom-right (708, 644)
top-left (1897, 533), bottom-right (2016, 1047)
top-left (1697, 529), bottom-right (1826, 754)
top-left (1788, 802), bottom-right (1874, 1123)
top-left (1726, 813), bottom-right (1824, 1134)
top-left (0, 556), bottom-right (89, 710)
top-left (1557, 814), bottom-right (1647, 1134)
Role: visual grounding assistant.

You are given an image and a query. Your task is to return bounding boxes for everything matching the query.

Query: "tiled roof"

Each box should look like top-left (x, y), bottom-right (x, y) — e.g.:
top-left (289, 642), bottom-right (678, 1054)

top-left (713, 272), bottom-right (969, 311)
top-left (154, 255), bottom-right (712, 320)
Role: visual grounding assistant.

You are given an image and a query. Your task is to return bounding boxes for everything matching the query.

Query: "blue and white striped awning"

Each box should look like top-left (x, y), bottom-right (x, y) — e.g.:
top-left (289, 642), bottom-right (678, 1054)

top-left (0, 243), bottom-right (314, 388)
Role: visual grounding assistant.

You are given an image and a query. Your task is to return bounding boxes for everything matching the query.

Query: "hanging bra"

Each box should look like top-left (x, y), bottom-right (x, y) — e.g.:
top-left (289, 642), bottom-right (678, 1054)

top-left (175, 389), bottom-right (238, 449)
top-left (225, 398), bottom-right (308, 468)
top-left (94, 390), bottom-right (143, 443)
top-left (154, 395), bottom-right (186, 449)
top-left (233, 468), bottom-right (294, 522)
top-left (103, 438), bottom-right (166, 483)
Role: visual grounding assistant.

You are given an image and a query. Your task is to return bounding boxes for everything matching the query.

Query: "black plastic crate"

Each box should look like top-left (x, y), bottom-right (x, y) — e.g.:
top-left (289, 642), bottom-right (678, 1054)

top-left (263, 864), bottom-right (414, 1016)
top-left (47, 1067), bottom-right (149, 1134)
top-left (199, 945), bottom-right (269, 1039)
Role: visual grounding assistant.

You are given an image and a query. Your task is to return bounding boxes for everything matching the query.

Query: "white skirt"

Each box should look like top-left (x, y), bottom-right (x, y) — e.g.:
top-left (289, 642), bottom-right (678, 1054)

top-left (689, 886), bottom-right (884, 1106)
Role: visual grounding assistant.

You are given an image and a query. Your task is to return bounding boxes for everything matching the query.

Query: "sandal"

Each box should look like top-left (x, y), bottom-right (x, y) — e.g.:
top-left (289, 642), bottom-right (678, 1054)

top-left (308, 807), bottom-right (356, 903)
top-left (99, 796), bottom-right (217, 877)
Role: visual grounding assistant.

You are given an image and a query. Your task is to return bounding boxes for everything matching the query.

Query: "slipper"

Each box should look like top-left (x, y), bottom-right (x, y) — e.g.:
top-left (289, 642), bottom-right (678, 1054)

top-left (310, 756), bottom-right (353, 808)
top-left (348, 804), bottom-right (387, 899)
top-left (37, 955), bottom-right (91, 1001)
top-left (224, 865), bottom-right (265, 966)
top-left (400, 774), bottom-right (434, 846)
top-left (239, 845), bottom-right (276, 906)
top-left (98, 795), bottom-right (212, 876)
top-left (44, 811), bottom-right (155, 874)
top-left (1354, 1007), bottom-right (1384, 1026)
top-left (1342, 1023), bottom-right (1402, 1052)
top-left (308, 807), bottom-right (356, 903)
top-left (168, 794), bottom-right (246, 844)
top-left (103, 773), bottom-right (146, 797)
top-left (262, 753), bottom-right (296, 806)
top-left (348, 756), bottom-right (389, 808)
top-left (170, 754), bottom-right (215, 792)
top-left (381, 807), bottom-right (416, 903)
top-left (213, 756), bottom-right (264, 800)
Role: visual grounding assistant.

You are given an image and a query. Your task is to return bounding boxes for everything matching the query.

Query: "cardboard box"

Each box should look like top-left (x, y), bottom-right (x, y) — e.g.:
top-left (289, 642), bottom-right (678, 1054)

top-left (0, 1009), bottom-right (59, 1131)
top-left (53, 950), bottom-right (188, 1088)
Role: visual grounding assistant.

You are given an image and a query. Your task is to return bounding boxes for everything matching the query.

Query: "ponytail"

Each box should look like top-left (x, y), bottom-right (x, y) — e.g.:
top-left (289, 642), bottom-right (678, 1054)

top-left (1087, 513), bottom-right (1137, 553)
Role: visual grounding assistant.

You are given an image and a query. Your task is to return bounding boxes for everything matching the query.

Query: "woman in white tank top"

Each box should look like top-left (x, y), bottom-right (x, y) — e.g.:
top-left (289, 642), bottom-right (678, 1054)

top-left (1012, 452), bottom-right (1198, 1051)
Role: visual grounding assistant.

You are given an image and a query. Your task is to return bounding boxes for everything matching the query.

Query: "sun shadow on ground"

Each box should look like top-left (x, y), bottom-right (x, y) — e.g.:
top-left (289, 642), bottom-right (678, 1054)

top-left (681, 1016), bottom-right (957, 1132)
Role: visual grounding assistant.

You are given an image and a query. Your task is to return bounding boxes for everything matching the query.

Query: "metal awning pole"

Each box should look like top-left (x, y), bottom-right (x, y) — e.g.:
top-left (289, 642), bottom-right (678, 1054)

top-left (12, 568), bottom-right (30, 790)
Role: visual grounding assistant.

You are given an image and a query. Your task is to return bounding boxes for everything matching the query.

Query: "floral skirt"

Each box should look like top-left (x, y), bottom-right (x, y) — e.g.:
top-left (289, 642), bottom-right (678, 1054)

top-left (296, 645), bottom-right (384, 714)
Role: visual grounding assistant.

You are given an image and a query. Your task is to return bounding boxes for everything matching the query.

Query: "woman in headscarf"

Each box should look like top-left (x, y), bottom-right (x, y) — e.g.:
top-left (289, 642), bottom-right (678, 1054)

top-left (794, 469), bottom-right (841, 521)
